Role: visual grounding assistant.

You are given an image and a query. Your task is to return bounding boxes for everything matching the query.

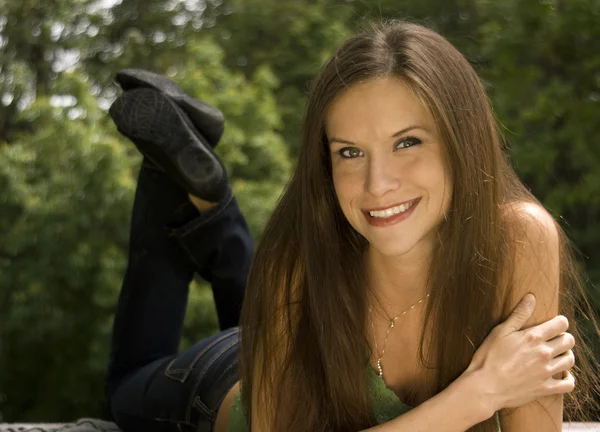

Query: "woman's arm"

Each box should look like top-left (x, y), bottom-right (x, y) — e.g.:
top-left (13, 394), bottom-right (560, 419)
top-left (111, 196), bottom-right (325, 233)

top-left (498, 203), bottom-right (563, 432)
top-left (360, 291), bottom-right (574, 432)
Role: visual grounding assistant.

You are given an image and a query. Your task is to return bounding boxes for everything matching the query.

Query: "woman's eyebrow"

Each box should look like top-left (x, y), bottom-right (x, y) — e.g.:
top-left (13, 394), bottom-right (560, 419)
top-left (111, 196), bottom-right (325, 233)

top-left (328, 125), bottom-right (429, 146)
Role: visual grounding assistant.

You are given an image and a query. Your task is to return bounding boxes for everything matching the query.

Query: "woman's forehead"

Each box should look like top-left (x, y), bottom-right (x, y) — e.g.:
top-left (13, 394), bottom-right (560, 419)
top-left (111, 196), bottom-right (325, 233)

top-left (324, 77), bottom-right (435, 141)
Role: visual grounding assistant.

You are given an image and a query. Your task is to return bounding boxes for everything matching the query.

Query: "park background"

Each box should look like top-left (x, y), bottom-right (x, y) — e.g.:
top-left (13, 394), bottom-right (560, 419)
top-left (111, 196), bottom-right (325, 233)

top-left (1, 0), bottom-right (599, 423)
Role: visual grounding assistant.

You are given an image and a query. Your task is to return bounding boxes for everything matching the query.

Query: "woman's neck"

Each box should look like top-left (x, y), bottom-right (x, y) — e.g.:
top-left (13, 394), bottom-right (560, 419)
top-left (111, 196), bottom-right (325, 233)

top-left (365, 245), bottom-right (432, 316)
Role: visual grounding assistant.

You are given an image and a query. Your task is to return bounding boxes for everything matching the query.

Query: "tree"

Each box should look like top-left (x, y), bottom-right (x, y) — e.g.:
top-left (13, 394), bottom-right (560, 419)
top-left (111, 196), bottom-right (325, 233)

top-left (476, 0), bottom-right (600, 291)
top-left (0, 70), bottom-right (137, 419)
top-left (0, 0), bottom-right (291, 419)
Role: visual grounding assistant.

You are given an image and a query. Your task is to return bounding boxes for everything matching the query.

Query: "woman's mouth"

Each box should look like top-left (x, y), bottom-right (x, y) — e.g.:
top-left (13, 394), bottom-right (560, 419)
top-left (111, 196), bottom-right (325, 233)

top-left (363, 198), bottom-right (421, 227)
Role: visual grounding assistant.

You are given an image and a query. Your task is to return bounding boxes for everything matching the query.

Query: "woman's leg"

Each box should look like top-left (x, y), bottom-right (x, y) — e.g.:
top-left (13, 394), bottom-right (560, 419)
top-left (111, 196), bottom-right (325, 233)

top-left (106, 162), bottom-right (193, 389)
top-left (106, 162), bottom-right (243, 432)
top-left (109, 86), bottom-right (253, 332)
top-left (166, 188), bottom-right (253, 331)
top-left (106, 87), bottom-right (253, 431)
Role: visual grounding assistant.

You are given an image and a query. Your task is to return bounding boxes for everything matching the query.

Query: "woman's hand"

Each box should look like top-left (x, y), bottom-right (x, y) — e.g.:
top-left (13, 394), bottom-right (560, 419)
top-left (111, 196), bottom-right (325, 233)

top-left (463, 293), bottom-right (575, 417)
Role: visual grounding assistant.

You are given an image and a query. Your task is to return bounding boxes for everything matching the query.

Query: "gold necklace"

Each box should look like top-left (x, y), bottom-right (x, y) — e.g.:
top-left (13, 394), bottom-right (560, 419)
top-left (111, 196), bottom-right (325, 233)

top-left (369, 293), bottom-right (430, 380)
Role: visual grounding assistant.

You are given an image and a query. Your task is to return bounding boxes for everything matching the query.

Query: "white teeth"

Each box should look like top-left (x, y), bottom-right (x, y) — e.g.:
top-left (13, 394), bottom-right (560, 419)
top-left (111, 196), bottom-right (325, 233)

top-left (369, 200), bottom-right (416, 218)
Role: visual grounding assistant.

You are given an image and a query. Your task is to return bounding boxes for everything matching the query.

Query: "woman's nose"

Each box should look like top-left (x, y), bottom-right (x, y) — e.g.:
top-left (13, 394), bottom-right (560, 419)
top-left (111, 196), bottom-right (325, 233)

top-left (365, 155), bottom-right (401, 198)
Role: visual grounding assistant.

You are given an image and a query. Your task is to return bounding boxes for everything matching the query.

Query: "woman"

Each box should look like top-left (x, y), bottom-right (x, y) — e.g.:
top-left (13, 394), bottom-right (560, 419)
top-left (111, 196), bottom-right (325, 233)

top-left (106, 21), bottom-right (597, 432)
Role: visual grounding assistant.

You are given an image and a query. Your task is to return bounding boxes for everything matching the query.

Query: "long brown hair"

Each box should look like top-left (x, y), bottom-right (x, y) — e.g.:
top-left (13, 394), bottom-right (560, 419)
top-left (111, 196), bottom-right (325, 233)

top-left (239, 21), bottom-right (600, 431)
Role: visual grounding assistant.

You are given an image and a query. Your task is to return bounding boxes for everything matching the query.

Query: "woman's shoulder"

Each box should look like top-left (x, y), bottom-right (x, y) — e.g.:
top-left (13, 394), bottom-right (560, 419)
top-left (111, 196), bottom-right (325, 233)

top-left (499, 200), bottom-right (560, 261)
top-left (500, 201), bottom-right (558, 235)
top-left (498, 200), bottom-right (561, 319)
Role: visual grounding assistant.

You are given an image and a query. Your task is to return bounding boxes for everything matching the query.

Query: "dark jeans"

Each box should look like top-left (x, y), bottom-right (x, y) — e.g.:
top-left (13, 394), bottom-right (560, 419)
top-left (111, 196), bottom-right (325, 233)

top-left (105, 162), bottom-right (253, 432)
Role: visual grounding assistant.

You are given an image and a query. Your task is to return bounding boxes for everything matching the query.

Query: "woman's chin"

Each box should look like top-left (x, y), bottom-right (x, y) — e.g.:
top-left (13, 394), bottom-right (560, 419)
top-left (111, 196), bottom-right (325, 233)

top-left (368, 238), bottom-right (417, 259)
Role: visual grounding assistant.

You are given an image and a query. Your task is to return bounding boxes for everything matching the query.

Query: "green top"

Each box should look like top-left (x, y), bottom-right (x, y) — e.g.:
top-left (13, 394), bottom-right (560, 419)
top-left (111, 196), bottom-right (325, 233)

top-left (227, 367), bottom-right (501, 431)
top-left (227, 367), bottom-right (411, 432)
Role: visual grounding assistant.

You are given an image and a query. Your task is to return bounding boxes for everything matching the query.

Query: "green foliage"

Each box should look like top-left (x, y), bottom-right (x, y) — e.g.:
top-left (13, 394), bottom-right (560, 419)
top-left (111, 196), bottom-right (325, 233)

top-left (476, 0), bottom-right (600, 288)
top-left (0, 0), bottom-right (598, 422)
top-left (0, 1), bottom-right (290, 418)
top-left (211, 0), bottom-right (353, 154)
top-left (0, 70), bottom-right (137, 419)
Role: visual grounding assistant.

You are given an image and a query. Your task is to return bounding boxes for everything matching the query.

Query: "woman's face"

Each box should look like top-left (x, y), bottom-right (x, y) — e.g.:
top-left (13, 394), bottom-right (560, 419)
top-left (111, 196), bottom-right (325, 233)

top-left (325, 77), bottom-right (452, 259)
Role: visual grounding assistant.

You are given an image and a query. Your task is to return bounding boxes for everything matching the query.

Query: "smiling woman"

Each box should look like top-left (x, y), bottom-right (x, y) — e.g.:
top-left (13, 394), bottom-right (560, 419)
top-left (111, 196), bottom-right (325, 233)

top-left (326, 78), bottom-right (452, 257)
top-left (104, 21), bottom-right (599, 432)
top-left (238, 20), bottom-right (600, 432)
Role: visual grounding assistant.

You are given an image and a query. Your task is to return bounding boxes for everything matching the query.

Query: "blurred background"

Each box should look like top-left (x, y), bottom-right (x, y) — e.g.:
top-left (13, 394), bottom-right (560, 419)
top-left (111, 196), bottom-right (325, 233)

top-left (0, 0), bottom-right (599, 423)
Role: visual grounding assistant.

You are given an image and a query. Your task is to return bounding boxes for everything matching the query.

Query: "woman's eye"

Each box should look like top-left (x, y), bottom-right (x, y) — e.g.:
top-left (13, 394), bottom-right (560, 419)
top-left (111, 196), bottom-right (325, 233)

top-left (395, 137), bottom-right (422, 149)
top-left (339, 147), bottom-right (363, 159)
top-left (337, 138), bottom-right (420, 159)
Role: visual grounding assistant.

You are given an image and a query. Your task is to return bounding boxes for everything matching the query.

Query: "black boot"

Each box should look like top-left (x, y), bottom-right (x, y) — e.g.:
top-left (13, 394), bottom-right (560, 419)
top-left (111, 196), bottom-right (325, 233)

top-left (115, 68), bottom-right (224, 148)
top-left (109, 87), bottom-right (228, 203)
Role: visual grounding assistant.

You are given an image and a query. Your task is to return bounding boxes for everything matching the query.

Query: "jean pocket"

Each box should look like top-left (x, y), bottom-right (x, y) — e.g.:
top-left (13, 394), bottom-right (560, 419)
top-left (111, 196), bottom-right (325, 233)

top-left (164, 327), bottom-right (239, 383)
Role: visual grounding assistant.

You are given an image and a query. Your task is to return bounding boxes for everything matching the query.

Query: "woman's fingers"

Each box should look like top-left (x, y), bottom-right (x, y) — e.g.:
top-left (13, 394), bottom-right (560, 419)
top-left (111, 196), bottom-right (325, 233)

top-left (544, 370), bottom-right (576, 396)
top-left (501, 293), bottom-right (536, 334)
top-left (547, 349), bottom-right (576, 376)
top-left (527, 315), bottom-right (569, 341)
top-left (546, 332), bottom-right (575, 357)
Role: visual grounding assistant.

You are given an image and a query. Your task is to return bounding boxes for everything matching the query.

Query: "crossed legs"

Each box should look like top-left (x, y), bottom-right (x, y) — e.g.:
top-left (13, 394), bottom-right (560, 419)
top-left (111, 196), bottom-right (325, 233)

top-left (105, 119), bottom-right (253, 431)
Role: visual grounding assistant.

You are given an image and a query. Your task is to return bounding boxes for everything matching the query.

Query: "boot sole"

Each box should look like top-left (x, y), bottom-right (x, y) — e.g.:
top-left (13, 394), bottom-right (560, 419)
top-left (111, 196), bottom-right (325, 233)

top-left (115, 69), bottom-right (224, 148)
top-left (109, 88), bottom-right (227, 202)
